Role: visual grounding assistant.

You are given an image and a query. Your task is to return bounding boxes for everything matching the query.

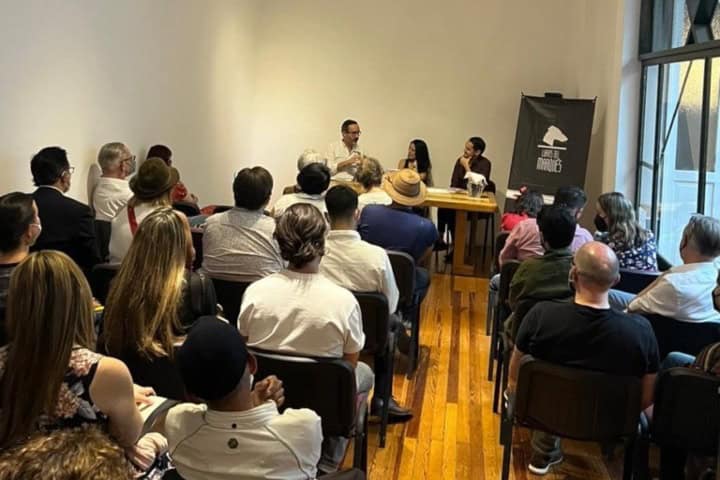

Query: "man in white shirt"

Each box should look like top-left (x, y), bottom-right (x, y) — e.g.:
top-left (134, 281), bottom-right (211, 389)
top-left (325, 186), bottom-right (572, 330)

top-left (320, 185), bottom-right (412, 423)
top-left (166, 316), bottom-right (319, 480)
top-left (92, 142), bottom-right (134, 221)
top-left (273, 163), bottom-right (331, 218)
top-left (239, 203), bottom-right (373, 474)
top-left (201, 167), bottom-right (284, 282)
top-left (609, 215), bottom-right (720, 323)
top-left (326, 119), bottom-right (364, 182)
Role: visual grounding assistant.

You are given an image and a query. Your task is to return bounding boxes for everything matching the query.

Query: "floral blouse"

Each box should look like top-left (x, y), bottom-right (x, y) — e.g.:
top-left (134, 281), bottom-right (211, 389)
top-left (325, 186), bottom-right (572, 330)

top-left (0, 346), bottom-right (109, 433)
top-left (595, 230), bottom-right (658, 272)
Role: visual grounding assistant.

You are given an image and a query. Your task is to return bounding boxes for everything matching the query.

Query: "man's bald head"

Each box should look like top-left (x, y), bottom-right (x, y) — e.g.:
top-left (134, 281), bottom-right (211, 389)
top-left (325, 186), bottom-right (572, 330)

top-left (573, 241), bottom-right (620, 291)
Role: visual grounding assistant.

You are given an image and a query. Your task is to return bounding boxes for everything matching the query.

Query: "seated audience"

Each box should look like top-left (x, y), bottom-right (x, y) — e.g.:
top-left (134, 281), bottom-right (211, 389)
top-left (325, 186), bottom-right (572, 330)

top-left (147, 144), bottom-right (198, 204)
top-left (594, 192), bottom-right (657, 271)
top-left (102, 207), bottom-right (195, 399)
top-left (30, 146), bottom-right (100, 273)
top-left (0, 251), bottom-right (161, 462)
top-left (272, 162), bottom-right (331, 218)
top-left (0, 193), bottom-right (41, 345)
top-left (165, 316), bottom-right (319, 480)
top-left (239, 204), bottom-right (372, 474)
top-left (0, 428), bottom-right (134, 480)
top-left (92, 142), bottom-right (134, 222)
top-left (355, 156), bottom-right (392, 210)
top-left (508, 242), bottom-right (659, 475)
top-left (609, 214), bottom-right (720, 323)
top-left (326, 119), bottom-right (364, 182)
top-left (321, 185), bottom-right (412, 422)
top-left (505, 206), bottom-right (575, 340)
top-left (499, 185), bottom-right (592, 267)
top-left (108, 157), bottom-right (178, 263)
top-left (201, 167), bottom-right (284, 282)
top-left (283, 149), bottom-right (327, 194)
top-left (397, 139), bottom-right (433, 186)
top-left (501, 188), bottom-right (544, 232)
top-left (359, 169), bottom-right (437, 307)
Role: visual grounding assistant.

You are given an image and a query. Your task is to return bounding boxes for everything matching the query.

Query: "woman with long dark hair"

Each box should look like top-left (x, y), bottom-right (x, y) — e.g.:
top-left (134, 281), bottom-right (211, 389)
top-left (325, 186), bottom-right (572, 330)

top-left (398, 139), bottom-right (433, 186)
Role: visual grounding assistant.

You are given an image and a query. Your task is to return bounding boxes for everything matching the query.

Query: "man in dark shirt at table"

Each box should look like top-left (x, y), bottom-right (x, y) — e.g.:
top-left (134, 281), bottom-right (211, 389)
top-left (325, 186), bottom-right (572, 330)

top-left (507, 241), bottom-right (660, 476)
top-left (359, 168), bottom-right (438, 308)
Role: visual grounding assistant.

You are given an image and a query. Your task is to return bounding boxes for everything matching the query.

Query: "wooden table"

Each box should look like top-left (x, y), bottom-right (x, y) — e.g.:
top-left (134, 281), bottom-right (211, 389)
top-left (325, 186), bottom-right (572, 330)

top-left (422, 189), bottom-right (498, 276)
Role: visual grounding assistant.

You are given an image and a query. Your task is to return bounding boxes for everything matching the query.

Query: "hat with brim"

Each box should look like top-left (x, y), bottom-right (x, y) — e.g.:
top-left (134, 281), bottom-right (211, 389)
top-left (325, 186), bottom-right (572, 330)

top-left (130, 157), bottom-right (180, 201)
top-left (382, 169), bottom-right (427, 207)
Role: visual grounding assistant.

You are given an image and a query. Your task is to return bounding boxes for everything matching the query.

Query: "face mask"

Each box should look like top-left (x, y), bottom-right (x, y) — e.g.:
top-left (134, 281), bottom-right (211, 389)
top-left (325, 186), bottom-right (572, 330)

top-left (248, 373), bottom-right (254, 388)
top-left (29, 223), bottom-right (42, 246)
top-left (594, 214), bottom-right (608, 232)
top-left (127, 157), bottom-right (137, 175)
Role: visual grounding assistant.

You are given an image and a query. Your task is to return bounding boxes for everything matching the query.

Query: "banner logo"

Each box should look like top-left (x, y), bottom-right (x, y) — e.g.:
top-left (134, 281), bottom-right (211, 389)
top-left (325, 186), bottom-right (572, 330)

top-left (536, 125), bottom-right (567, 174)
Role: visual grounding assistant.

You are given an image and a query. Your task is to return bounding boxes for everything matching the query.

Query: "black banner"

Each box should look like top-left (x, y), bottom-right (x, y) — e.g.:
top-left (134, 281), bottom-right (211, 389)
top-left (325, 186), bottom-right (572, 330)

top-left (507, 94), bottom-right (595, 207)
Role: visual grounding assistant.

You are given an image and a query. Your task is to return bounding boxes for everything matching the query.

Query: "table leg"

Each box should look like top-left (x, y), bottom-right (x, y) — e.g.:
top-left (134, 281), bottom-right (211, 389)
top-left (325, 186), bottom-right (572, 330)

top-left (453, 210), bottom-right (474, 276)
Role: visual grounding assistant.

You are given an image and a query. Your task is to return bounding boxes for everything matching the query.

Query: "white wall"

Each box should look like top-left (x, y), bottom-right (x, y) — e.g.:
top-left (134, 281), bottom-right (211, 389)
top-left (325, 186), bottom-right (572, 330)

top-left (0, 0), bottom-right (257, 205)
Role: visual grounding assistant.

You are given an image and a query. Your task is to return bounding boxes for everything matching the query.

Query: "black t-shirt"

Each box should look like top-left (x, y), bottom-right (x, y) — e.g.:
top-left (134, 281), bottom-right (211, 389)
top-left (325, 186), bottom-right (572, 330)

top-left (516, 301), bottom-right (660, 377)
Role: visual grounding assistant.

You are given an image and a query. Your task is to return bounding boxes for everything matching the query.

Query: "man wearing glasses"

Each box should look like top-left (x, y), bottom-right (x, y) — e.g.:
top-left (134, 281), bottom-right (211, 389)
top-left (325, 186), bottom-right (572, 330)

top-left (31, 146), bottom-right (100, 275)
top-left (326, 119), bottom-right (364, 182)
top-left (92, 142), bottom-right (135, 222)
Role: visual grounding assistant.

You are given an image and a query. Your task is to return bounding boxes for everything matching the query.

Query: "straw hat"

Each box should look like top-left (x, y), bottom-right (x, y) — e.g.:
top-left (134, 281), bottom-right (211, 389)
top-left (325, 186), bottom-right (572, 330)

top-left (382, 168), bottom-right (427, 207)
top-left (130, 157), bottom-right (180, 200)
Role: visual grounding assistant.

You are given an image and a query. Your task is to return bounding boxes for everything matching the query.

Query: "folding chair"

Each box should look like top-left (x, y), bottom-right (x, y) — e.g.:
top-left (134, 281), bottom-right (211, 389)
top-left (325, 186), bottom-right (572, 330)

top-left (387, 250), bottom-right (419, 377)
top-left (486, 231), bottom-right (510, 336)
top-left (210, 278), bottom-right (252, 327)
top-left (173, 201), bottom-right (201, 217)
top-left (500, 356), bottom-right (643, 480)
top-left (251, 348), bottom-right (369, 473)
top-left (645, 314), bottom-right (720, 359)
top-left (614, 268), bottom-right (660, 294)
top-left (353, 292), bottom-right (393, 447)
top-left (488, 260), bottom-right (520, 385)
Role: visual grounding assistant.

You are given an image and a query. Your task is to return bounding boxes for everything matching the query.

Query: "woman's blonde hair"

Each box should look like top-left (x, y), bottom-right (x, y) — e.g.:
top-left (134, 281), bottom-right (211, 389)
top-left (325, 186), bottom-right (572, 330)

top-left (0, 251), bottom-right (95, 448)
top-left (103, 207), bottom-right (188, 359)
top-left (0, 427), bottom-right (133, 480)
top-left (354, 157), bottom-right (384, 191)
top-left (598, 192), bottom-right (649, 247)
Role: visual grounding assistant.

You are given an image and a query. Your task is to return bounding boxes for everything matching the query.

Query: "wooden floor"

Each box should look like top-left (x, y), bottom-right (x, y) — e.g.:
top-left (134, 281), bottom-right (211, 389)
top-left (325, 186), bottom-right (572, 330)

top-left (348, 272), bottom-right (626, 479)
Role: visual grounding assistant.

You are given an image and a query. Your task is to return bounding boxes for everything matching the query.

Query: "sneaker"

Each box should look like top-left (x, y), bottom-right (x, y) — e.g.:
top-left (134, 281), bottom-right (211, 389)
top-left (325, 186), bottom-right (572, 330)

top-left (528, 452), bottom-right (563, 475)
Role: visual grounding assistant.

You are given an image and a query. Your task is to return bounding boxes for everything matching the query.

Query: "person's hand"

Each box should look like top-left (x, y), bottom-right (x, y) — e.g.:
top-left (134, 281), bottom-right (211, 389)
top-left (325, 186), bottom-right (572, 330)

top-left (460, 156), bottom-right (471, 171)
top-left (133, 384), bottom-right (156, 407)
top-left (251, 375), bottom-right (285, 407)
top-left (126, 433), bottom-right (168, 471)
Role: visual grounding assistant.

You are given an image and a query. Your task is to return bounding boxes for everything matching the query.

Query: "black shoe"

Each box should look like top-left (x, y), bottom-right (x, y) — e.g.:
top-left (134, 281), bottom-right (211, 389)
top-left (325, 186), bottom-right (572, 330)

top-left (444, 250), bottom-right (454, 263)
top-left (371, 397), bottom-right (413, 423)
top-left (433, 239), bottom-right (449, 251)
top-left (528, 451), bottom-right (563, 475)
top-left (397, 328), bottom-right (411, 355)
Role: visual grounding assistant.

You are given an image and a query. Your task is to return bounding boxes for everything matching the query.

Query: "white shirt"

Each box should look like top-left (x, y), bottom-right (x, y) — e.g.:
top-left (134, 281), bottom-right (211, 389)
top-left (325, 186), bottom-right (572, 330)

top-left (108, 203), bottom-right (162, 263)
top-left (628, 261), bottom-right (720, 323)
top-left (201, 208), bottom-right (284, 282)
top-left (358, 190), bottom-right (392, 211)
top-left (273, 193), bottom-right (327, 218)
top-left (165, 401), bottom-right (321, 480)
top-left (320, 230), bottom-right (399, 313)
top-left (326, 141), bottom-right (364, 182)
top-left (92, 177), bottom-right (133, 222)
top-left (239, 270), bottom-right (365, 357)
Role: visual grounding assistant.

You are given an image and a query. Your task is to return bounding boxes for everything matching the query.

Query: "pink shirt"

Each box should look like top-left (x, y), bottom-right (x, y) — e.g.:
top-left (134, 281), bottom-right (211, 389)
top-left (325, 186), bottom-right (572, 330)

top-left (499, 218), bottom-right (593, 266)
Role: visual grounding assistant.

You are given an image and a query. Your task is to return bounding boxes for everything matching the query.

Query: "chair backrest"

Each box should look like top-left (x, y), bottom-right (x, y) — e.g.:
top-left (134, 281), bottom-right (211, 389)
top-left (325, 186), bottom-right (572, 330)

top-left (210, 278), bottom-right (252, 327)
top-left (491, 231), bottom-right (510, 275)
top-left (387, 250), bottom-right (416, 312)
top-left (190, 228), bottom-right (203, 271)
top-left (514, 356), bottom-right (642, 441)
top-left (94, 220), bottom-right (112, 263)
top-left (250, 348), bottom-right (358, 437)
top-left (497, 260), bottom-right (521, 321)
top-left (173, 201), bottom-right (201, 217)
top-left (652, 367), bottom-right (720, 454)
top-left (615, 269), bottom-right (660, 294)
top-left (657, 253), bottom-right (673, 272)
top-left (90, 263), bottom-right (121, 304)
top-left (645, 314), bottom-right (720, 358)
top-left (353, 292), bottom-right (390, 355)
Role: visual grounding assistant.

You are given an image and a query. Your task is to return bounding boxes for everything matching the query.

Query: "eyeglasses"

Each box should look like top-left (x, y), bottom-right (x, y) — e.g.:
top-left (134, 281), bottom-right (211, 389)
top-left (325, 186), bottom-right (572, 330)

top-left (64, 166), bottom-right (75, 175)
top-left (122, 155), bottom-right (136, 164)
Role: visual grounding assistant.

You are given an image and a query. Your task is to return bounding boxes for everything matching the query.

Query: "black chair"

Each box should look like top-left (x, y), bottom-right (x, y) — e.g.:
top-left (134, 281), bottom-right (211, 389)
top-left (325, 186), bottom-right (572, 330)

top-left (645, 314), bottom-right (720, 359)
top-left (657, 253), bottom-right (673, 272)
top-left (90, 263), bottom-right (121, 305)
top-left (190, 228), bottom-right (203, 271)
top-left (500, 356), bottom-right (643, 480)
top-left (210, 278), bottom-right (252, 328)
top-left (94, 220), bottom-right (112, 263)
top-left (353, 292), bottom-right (393, 447)
top-left (615, 268), bottom-right (660, 294)
top-left (173, 201), bottom-right (201, 217)
top-left (250, 348), bottom-right (369, 473)
top-left (488, 260), bottom-right (520, 382)
top-left (387, 250), bottom-right (419, 377)
top-left (486, 231), bottom-right (510, 336)
top-left (650, 367), bottom-right (720, 479)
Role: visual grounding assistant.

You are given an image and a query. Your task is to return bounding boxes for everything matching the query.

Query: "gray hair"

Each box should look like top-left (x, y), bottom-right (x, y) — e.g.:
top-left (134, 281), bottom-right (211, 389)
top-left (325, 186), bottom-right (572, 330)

top-left (98, 142), bottom-right (128, 172)
top-left (297, 149), bottom-right (327, 172)
top-left (683, 215), bottom-right (720, 258)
